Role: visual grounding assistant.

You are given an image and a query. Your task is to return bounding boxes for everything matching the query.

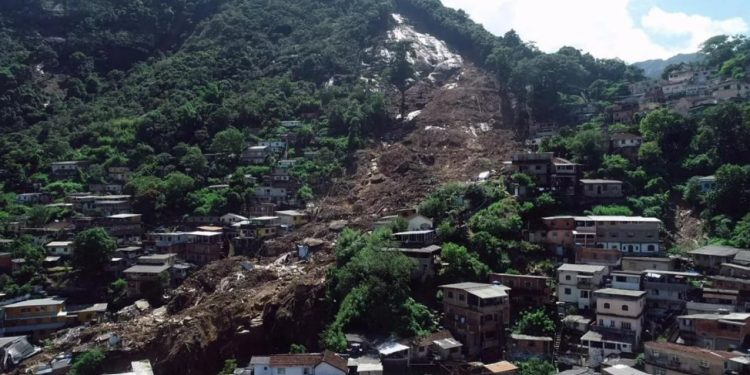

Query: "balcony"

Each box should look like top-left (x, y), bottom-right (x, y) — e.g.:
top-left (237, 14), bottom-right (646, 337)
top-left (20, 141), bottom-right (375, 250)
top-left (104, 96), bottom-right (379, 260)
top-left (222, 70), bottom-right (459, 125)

top-left (591, 325), bottom-right (637, 345)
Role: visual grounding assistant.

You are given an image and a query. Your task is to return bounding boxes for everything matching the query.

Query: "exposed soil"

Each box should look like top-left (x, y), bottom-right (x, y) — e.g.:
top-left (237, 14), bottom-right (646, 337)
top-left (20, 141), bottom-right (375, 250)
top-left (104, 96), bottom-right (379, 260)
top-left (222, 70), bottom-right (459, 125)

top-left (15, 51), bottom-right (522, 375)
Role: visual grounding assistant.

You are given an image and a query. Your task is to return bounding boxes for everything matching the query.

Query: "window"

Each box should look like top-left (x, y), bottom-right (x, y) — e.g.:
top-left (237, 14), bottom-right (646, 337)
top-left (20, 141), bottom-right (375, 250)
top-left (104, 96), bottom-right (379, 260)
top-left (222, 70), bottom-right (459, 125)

top-left (605, 343), bottom-right (616, 349)
top-left (603, 303), bottom-right (611, 309)
top-left (303, 369), bottom-right (310, 375)
top-left (459, 293), bottom-right (465, 301)
top-left (609, 320), bottom-right (615, 328)
top-left (564, 288), bottom-right (572, 295)
top-left (565, 275), bottom-right (571, 281)
top-left (622, 322), bottom-right (632, 330)
top-left (277, 369), bottom-right (286, 375)
top-left (528, 341), bottom-right (536, 347)
top-left (580, 291), bottom-right (589, 298)
top-left (447, 291), bottom-right (453, 299)
top-left (622, 305), bottom-right (629, 311)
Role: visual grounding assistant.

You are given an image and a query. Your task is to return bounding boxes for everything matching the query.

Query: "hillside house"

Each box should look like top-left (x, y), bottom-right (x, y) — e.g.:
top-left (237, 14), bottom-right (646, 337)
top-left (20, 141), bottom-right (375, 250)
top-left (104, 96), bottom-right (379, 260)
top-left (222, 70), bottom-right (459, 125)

top-left (697, 175), bottom-right (716, 192)
top-left (45, 241), bottom-right (73, 257)
top-left (557, 264), bottom-right (608, 310)
top-left (644, 341), bottom-right (741, 375)
top-left (15, 193), bottom-right (52, 205)
top-left (107, 166), bottom-right (131, 183)
top-left (508, 334), bottom-right (552, 361)
top-left (580, 179), bottom-right (623, 200)
top-left (609, 133), bottom-right (642, 160)
top-left (621, 256), bottom-right (676, 272)
top-left (242, 145), bottom-right (272, 164)
top-left (248, 351), bottom-right (349, 375)
top-left (259, 140), bottom-right (287, 154)
top-left (374, 211), bottom-right (434, 232)
top-left (146, 232), bottom-right (188, 254)
top-left (385, 245), bottom-right (441, 281)
top-left (643, 270), bottom-right (701, 312)
top-left (678, 312), bottom-right (750, 351)
top-left (123, 264), bottom-right (171, 297)
top-left (588, 216), bottom-right (662, 255)
top-left (584, 288), bottom-right (646, 365)
top-left (392, 230), bottom-right (436, 247)
top-left (275, 210), bottom-right (309, 227)
top-left (439, 282), bottom-right (512, 360)
top-left (220, 213), bottom-right (248, 226)
top-left (488, 273), bottom-right (552, 318)
top-left (575, 248), bottom-right (621, 270)
top-left (88, 183), bottom-right (124, 195)
top-left (482, 361), bottom-right (518, 375)
top-left (1, 298), bottom-right (67, 339)
top-left (689, 245), bottom-right (744, 272)
top-left (101, 213), bottom-right (142, 244)
top-left (712, 79), bottom-right (750, 100)
top-left (532, 216), bottom-right (576, 253)
top-left (611, 271), bottom-right (642, 291)
top-left (406, 330), bottom-right (463, 363)
top-left (184, 231), bottom-right (224, 265)
top-left (50, 161), bottom-right (86, 179)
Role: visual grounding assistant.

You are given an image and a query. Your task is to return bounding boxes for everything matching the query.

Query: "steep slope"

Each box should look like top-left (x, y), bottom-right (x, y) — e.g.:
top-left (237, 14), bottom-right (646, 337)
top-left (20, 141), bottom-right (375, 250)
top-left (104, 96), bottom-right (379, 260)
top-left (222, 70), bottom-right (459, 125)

top-left (10, 5), bottom-right (521, 374)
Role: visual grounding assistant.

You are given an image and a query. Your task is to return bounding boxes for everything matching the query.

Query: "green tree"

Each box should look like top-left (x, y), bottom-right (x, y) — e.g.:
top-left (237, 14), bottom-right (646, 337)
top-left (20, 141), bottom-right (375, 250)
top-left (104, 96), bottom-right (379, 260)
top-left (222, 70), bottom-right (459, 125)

top-left (69, 350), bottom-right (106, 375)
top-left (588, 205), bottom-right (633, 216)
top-left (72, 228), bottom-right (116, 274)
top-left (210, 127), bottom-right (245, 156)
top-left (515, 309), bottom-right (556, 336)
top-left (730, 214), bottom-right (750, 248)
top-left (180, 146), bottom-right (208, 176)
top-left (468, 197), bottom-right (523, 239)
top-left (218, 359), bottom-right (237, 375)
top-left (289, 344), bottom-right (307, 353)
top-left (440, 243), bottom-right (489, 282)
top-left (516, 359), bottom-right (556, 375)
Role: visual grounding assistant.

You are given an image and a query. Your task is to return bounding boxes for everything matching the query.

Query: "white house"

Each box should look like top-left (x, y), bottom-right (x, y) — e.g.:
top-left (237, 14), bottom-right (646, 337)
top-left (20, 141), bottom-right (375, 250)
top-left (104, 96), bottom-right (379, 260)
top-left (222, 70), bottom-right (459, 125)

top-left (249, 352), bottom-right (348, 375)
top-left (45, 241), bottom-right (74, 257)
top-left (557, 264), bottom-right (608, 310)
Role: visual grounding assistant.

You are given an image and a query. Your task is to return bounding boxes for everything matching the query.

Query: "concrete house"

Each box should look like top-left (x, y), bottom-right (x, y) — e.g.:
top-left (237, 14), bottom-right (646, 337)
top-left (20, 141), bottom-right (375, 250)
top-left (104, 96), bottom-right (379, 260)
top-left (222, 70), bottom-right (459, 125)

top-left (386, 245), bottom-right (441, 281)
top-left (220, 213), bottom-right (248, 226)
top-left (611, 271), bottom-right (642, 291)
top-left (50, 161), bottom-right (86, 179)
top-left (575, 248), bottom-right (621, 270)
top-left (242, 145), bottom-right (272, 164)
top-left (557, 264), bottom-right (608, 310)
top-left (643, 270), bottom-right (701, 312)
top-left (123, 264), bottom-right (171, 297)
top-left (712, 79), bottom-right (750, 100)
top-left (275, 210), bottom-right (309, 227)
top-left (588, 216), bottom-right (662, 255)
top-left (1, 298), bottom-right (68, 339)
top-left (580, 179), bottom-right (623, 200)
top-left (697, 176), bottom-right (716, 193)
top-left (678, 312), bottom-right (750, 351)
top-left (621, 256), bottom-right (676, 272)
top-left (45, 241), bottom-right (73, 257)
top-left (508, 334), bottom-right (553, 361)
top-left (249, 351), bottom-right (349, 375)
top-left (488, 273), bottom-right (552, 318)
top-left (439, 282), bottom-right (512, 359)
top-left (644, 341), bottom-right (740, 375)
top-left (583, 288), bottom-right (646, 366)
top-left (689, 245), bottom-right (744, 272)
top-left (184, 231), bottom-right (224, 265)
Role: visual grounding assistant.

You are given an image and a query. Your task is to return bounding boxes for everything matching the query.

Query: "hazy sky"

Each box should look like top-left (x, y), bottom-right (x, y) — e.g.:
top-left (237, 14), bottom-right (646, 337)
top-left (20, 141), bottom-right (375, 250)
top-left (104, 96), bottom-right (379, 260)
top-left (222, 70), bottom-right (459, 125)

top-left (439, 0), bottom-right (749, 62)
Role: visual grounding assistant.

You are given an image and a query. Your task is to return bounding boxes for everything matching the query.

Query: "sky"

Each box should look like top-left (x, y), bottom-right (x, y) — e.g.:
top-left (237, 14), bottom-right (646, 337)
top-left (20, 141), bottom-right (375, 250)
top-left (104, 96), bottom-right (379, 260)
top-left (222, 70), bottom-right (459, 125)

top-left (439, 0), bottom-right (749, 63)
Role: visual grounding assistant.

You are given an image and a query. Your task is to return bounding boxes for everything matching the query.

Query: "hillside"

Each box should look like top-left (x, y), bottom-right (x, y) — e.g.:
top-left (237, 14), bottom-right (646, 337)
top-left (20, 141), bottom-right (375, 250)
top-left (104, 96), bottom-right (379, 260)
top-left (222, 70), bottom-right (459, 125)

top-left (633, 52), bottom-right (704, 78)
